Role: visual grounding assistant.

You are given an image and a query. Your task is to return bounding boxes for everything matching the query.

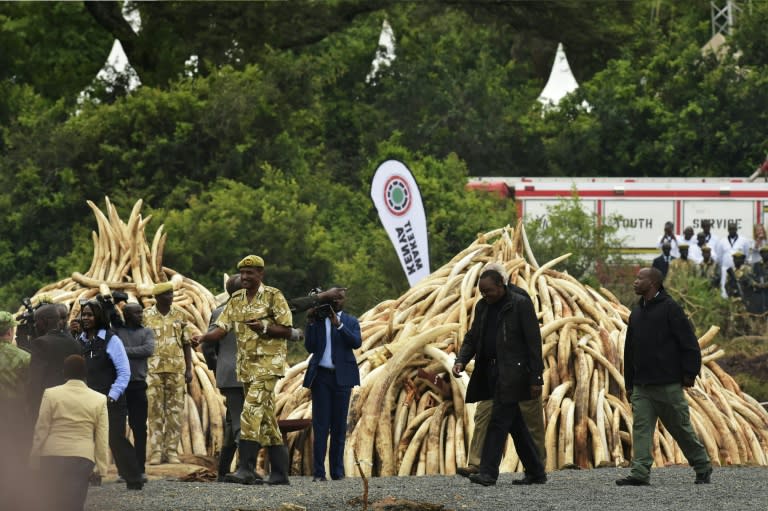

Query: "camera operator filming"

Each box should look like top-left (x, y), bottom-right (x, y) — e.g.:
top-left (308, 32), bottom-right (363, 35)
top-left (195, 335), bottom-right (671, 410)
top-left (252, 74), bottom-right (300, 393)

top-left (302, 287), bottom-right (361, 482)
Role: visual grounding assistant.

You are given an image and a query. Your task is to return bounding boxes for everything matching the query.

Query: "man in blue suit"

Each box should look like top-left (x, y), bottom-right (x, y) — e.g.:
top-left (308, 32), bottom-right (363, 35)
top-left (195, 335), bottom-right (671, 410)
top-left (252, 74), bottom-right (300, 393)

top-left (302, 287), bottom-right (361, 482)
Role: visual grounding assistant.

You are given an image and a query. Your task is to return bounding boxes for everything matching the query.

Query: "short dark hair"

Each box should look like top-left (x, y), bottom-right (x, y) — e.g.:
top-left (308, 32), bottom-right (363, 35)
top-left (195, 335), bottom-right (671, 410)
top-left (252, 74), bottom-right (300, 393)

top-left (225, 275), bottom-right (242, 296)
top-left (479, 270), bottom-right (505, 287)
top-left (63, 354), bottom-right (88, 380)
top-left (646, 267), bottom-right (664, 288)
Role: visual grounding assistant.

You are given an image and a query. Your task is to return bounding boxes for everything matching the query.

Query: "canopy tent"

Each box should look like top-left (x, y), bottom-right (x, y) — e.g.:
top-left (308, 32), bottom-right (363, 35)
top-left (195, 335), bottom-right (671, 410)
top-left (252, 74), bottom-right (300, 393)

top-left (537, 42), bottom-right (586, 109)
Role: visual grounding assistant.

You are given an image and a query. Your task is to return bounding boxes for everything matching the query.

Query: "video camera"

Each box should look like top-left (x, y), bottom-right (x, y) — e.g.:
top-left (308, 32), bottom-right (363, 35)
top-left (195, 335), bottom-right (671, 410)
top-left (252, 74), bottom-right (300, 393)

top-left (308, 287), bottom-right (335, 322)
top-left (314, 303), bottom-right (334, 319)
top-left (14, 297), bottom-right (39, 351)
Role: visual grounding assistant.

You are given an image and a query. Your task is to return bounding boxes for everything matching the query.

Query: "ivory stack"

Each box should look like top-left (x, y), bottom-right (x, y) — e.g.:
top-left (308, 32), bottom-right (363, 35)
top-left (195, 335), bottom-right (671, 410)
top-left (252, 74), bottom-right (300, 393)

top-left (275, 222), bottom-right (768, 477)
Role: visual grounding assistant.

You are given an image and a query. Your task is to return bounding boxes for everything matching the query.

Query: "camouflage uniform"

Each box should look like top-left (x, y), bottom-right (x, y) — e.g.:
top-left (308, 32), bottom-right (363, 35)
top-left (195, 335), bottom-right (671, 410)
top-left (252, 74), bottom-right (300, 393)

top-left (725, 265), bottom-right (757, 336)
top-left (667, 258), bottom-right (695, 279)
top-left (698, 259), bottom-right (721, 288)
top-left (143, 304), bottom-right (198, 462)
top-left (0, 341), bottom-right (30, 400)
top-left (215, 285), bottom-right (292, 446)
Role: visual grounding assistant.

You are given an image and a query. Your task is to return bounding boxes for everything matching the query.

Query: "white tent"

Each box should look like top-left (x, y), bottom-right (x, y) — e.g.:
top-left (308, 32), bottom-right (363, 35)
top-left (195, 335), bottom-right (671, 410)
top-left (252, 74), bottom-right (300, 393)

top-left (537, 42), bottom-right (585, 109)
top-left (366, 19), bottom-right (396, 84)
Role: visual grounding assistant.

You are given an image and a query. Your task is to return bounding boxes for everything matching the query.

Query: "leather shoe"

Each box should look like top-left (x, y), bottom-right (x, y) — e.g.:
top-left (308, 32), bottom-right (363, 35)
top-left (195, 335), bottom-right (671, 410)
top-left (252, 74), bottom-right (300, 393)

top-left (126, 481), bottom-right (143, 490)
top-left (312, 476), bottom-right (327, 482)
top-left (456, 465), bottom-right (480, 478)
top-left (615, 475), bottom-right (649, 486)
top-left (468, 473), bottom-right (496, 486)
top-left (695, 469), bottom-right (712, 484)
top-left (512, 473), bottom-right (547, 485)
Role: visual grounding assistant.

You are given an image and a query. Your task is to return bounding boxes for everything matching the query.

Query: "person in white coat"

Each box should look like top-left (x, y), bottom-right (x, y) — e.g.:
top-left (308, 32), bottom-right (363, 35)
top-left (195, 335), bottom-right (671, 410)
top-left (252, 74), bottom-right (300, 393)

top-left (30, 354), bottom-right (109, 511)
top-left (716, 222), bottom-right (752, 297)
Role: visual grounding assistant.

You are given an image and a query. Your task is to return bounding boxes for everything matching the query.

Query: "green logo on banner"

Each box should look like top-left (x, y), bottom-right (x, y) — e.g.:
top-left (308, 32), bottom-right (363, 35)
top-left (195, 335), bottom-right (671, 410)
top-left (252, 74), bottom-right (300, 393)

top-left (384, 175), bottom-right (411, 216)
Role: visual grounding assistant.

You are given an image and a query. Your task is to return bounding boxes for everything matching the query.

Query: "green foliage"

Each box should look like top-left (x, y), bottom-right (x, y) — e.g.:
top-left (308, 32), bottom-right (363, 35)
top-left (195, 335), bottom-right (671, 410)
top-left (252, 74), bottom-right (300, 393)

top-left (524, 191), bottom-right (626, 283)
top-left (665, 270), bottom-right (730, 338)
top-left (1, 1), bottom-right (767, 324)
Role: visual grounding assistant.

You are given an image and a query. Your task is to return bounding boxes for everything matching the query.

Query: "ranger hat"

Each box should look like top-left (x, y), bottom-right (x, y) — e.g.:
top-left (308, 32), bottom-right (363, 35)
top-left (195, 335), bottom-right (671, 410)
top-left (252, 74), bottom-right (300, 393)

top-left (701, 245), bottom-right (712, 252)
top-left (732, 250), bottom-right (745, 258)
top-left (679, 243), bottom-right (689, 249)
top-left (0, 311), bottom-right (18, 332)
top-left (152, 282), bottom-right (174, 295)
top-left (237, 255), bottom-right (265, 269)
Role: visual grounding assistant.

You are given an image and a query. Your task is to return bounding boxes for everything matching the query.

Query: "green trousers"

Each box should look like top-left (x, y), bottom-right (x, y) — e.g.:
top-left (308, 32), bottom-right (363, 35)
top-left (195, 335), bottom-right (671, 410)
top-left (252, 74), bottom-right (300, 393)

top-left (467, 397), bottom-right (546, 467)
top-left (630, 383), bottom-right (711, 482)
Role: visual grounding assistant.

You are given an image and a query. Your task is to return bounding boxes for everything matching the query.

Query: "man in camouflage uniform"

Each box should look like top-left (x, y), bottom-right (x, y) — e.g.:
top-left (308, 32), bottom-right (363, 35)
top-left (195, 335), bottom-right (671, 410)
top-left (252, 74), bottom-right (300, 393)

top-left (144, 282), bottom-right (197, 464)
top-left (698, 245), bottom-right (721, 288)
top-left (666, 243), bottom-right (697, 289)
top-left (0, 311), bottom-right (32, 506)
top-left (725, 251), bottom-right (758, 336)
top-left (0, 311), bottom-right (30, 404)
top-left (194, 255), bottom-right (293, 485)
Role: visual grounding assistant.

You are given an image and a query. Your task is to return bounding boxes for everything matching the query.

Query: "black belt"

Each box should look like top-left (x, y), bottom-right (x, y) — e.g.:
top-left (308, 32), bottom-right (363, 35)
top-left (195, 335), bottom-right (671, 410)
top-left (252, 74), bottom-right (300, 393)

top-left (319, 366), bottom-right (336, 373)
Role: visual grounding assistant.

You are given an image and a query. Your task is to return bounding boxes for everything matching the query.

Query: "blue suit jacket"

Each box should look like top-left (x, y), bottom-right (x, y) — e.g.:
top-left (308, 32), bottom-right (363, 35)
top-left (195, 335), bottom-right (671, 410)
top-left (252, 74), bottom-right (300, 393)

top-left (303, 311), bottom-right (362, 388)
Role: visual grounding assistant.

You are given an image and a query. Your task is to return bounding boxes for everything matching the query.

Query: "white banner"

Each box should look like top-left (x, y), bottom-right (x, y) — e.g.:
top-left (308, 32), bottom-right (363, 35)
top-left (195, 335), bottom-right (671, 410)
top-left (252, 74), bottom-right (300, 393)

top-left (370, 160), bottom-right (430, 287)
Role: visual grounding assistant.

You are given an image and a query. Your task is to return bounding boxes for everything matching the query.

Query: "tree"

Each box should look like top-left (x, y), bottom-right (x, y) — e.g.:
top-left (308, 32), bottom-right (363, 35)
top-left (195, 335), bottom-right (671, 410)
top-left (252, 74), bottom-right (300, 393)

top-left (524, 191), bottom-right (626, 285)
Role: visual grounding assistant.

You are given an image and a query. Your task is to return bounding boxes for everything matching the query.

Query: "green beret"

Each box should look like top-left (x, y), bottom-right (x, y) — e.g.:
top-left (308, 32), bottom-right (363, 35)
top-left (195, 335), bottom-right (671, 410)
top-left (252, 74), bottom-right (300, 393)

top-left (701, 245), bottom-right (712, 252)
top-left (237, 255), bottom-right (265, 269)
top-left (679, 243), bottom-right (689, 249)
top-left (152, 282), bottom-right (174, 295)
top-left (732, 250), bottom-right (745, 258)
top-left (0, 311), bottom-right (18, 332)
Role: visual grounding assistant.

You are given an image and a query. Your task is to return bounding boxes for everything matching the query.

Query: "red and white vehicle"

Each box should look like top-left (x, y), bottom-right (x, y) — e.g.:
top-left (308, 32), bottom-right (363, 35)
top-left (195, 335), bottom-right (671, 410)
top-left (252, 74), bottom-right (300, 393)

top-left (467, 177), bottom-right (768, 255)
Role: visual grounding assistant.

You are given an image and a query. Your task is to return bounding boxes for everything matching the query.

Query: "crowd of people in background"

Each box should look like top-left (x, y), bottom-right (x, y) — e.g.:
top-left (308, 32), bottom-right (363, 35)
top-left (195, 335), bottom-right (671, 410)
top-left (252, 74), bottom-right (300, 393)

top-left (654, 220), bottom-right (768, 334)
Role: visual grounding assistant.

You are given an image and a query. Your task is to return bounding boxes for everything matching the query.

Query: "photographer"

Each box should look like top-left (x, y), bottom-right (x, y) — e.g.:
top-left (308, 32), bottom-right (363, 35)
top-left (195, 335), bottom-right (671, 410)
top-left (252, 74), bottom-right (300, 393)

top-left (302, 287), bottom-right (361, 482)
top-left (286, 287), bottom-right (346, 341)
top-left (14, 297), bottom-right (40, 352)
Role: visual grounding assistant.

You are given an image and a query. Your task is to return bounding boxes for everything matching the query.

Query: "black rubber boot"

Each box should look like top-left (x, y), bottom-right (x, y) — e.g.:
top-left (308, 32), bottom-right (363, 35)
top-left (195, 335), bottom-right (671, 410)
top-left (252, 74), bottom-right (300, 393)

top-left (217, 444), bottom-right (237, 482)
top-left (224, 440), bottom-right (262, 485)
top-left (266, 445), bottom-right (290, 485)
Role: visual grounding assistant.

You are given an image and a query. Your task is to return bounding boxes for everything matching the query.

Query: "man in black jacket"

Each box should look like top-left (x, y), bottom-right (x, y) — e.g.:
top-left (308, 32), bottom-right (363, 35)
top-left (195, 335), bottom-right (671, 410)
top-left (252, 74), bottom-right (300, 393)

top-left (616, 267), bottom-right (712, 486)
top-left (115, 303), bottom-right (155, 481)
top-left (27, 304), bottom-right (81, 422)
top-left (452, 269), bottom-right (546, 486)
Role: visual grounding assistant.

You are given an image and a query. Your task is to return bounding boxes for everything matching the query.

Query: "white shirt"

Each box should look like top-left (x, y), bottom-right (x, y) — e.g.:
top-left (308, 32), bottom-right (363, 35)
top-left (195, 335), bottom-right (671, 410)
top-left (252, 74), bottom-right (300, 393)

top-left (702, 232), bottom-right (720, 262)
top-left (657, 233), bottom-right (680, 258)
top-left (318, 311), bottom-right (343, 369)
top-left (686, 243), bottom-right (703, 264)
top-left (717, 235), bottom-right (752, 268)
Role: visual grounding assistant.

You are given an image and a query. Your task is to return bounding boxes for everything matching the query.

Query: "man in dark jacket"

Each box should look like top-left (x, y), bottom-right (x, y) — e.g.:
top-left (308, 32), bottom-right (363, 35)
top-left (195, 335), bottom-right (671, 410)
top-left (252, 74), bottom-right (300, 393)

top-left (452, 269), bottom-right (545, 486)
top-left (652, 242), bottom-right (674, 278)
top-left (115, 303), bottom-right (155, 481)
top-left (27, 304), bottom-right (81, 422)
top-left (616, 267), bottom-right (712, 486)
top-left (302, 287), bottom-right (361, 482)
top-left (203, 275), bottom-right (247, 482)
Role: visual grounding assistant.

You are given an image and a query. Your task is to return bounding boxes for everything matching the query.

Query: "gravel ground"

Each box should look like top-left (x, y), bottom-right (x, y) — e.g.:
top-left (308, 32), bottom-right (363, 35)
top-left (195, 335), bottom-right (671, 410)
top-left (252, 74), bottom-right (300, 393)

top-left (83, 466), bottom-right (768, 511)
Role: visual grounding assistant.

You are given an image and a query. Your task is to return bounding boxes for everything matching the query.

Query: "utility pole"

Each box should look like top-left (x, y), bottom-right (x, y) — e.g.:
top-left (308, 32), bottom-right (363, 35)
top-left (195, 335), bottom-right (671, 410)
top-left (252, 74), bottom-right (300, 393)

top-left (710, 1), bottom-right (743, 37)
